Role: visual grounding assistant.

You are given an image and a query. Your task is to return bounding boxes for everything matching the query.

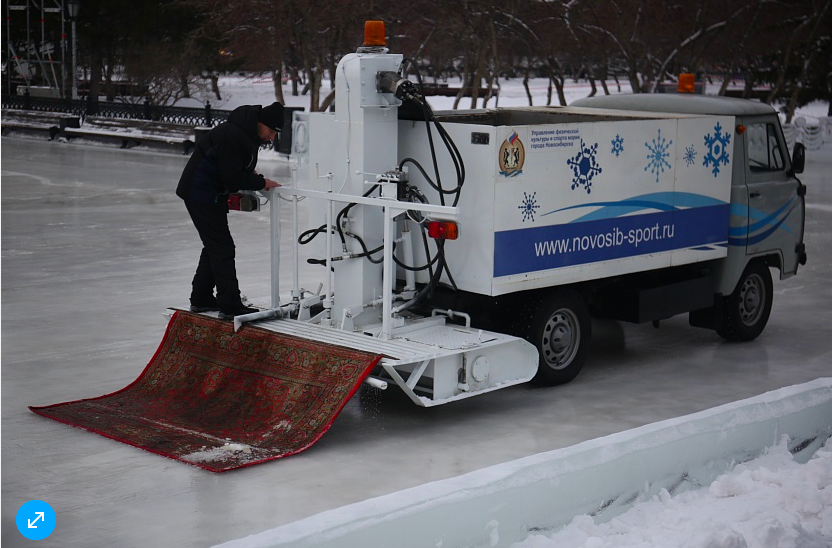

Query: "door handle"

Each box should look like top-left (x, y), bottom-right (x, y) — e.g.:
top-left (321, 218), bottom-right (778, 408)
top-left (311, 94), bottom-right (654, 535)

top-left (750, 191), bottom-right (761, 198)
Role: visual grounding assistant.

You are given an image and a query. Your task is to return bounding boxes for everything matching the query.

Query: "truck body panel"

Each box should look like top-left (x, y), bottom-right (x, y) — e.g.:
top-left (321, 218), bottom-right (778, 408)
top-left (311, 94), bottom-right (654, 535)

top-left (399, 110), bottom-right (734, 297)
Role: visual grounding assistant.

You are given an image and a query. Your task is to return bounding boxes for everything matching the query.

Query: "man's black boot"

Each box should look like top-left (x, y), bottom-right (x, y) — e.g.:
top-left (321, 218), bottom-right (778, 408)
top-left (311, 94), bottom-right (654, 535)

top-left (190, 296), bottom-right (220, 313)
top-left (218, 304), bottom-right (260, 320)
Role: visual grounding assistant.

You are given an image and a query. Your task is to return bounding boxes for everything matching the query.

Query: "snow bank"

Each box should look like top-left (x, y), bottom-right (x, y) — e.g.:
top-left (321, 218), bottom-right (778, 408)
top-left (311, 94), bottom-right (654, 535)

top-left (215, 378), bottom-right (832, 548)
top-left (516, 436), bottom-right (832, 548)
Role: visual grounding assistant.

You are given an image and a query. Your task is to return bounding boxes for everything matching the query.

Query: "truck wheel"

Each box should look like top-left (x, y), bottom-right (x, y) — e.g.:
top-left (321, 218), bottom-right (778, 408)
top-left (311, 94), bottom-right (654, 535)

top-left (718, 261), bottom-right (773, 342)
top-left (529, 290), bottom-right (591, 385)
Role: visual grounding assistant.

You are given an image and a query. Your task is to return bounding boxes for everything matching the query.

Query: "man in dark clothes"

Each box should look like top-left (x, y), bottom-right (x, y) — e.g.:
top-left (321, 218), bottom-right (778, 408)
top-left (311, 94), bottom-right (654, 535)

top-left (176, 102), bottom-right (284, 320)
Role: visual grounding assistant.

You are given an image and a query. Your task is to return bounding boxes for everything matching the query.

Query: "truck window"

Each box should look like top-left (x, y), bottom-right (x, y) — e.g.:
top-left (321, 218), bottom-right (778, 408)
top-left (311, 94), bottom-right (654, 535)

top-left (747, 123), bottom-right (785, 172)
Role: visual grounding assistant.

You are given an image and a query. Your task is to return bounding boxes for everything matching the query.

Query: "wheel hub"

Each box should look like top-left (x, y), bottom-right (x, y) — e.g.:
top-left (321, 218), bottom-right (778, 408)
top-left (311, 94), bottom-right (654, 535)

top-left (739, 273), bottom-right (765, 326)
top-left (542, 310), bottom-right (580, 369)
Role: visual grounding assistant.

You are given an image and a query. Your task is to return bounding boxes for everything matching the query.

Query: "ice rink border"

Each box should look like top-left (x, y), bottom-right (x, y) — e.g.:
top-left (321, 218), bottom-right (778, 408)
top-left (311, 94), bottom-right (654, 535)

top-left (217, 378), bottom-right (832, 548)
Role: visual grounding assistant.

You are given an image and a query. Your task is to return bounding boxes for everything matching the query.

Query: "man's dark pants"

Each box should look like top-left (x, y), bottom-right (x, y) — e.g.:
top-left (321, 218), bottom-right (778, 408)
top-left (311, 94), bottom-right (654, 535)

top-left (185, 201), bottom-right (241, 310)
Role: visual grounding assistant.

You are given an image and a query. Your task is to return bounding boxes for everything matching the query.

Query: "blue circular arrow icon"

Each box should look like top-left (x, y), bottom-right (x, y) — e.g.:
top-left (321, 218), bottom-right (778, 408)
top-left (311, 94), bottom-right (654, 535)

top-left (16, 500), bottom-right (56, 540)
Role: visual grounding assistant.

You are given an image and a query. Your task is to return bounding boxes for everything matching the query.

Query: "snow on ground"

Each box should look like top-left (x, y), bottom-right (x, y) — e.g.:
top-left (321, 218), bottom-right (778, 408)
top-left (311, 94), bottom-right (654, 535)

top-left (514, 437), bottom-right (832, 548)
top-left (174, 74), bottom-right (831, 124)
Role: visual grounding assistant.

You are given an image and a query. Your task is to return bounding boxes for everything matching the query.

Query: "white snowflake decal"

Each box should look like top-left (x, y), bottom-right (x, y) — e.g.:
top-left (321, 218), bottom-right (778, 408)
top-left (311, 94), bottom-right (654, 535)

top-left (567, 140), bottom-right (602, 194)
top-left (518, 191), bottom-right (540, 222)
top-left (611, 134), bottom-right (624, 157)
top-left (684, 145), bottom-right (697, 167)
top-left (644, 128), bottom-right (673, 183)
top-left (703, 122), bottom-right (731, 177)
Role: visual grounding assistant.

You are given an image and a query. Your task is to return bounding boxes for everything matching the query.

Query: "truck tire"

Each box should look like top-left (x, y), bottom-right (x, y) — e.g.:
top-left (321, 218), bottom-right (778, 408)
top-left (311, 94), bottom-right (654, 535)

top-left (528, 289), bottom-right (591, 385)
top-left (717, 261), bottom-right (773, 342)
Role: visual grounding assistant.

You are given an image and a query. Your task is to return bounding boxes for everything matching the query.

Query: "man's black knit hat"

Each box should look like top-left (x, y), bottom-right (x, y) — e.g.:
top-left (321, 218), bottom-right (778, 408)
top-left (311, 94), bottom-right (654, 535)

top-left (259, 102), bottom-right (285, 132)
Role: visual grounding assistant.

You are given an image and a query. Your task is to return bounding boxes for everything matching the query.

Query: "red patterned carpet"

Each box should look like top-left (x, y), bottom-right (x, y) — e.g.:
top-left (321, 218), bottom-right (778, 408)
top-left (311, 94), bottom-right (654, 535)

top-left (31, 310), bottom-right (382, 472)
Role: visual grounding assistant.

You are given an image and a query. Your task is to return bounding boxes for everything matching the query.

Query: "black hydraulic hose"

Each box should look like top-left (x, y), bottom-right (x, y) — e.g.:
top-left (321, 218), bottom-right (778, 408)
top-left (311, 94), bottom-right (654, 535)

top-left (335, 184), bottom-right (379, 247)
top-left (393, 241), bottom-right (440, 271)
top-left (298, 185), bottom-right (380, 250)
top-left (299, 224), bottom-right (339, 245)
top-left (437, 240), bottom-right (458, 291)
top-left (420, 220), bottom-right (435, 280)
top-left (421, 101), bottom-right (445, 206)
top-left (400, 58), bottom-right (466, 207)
top-left (399, 157), bottom-right (461, 195)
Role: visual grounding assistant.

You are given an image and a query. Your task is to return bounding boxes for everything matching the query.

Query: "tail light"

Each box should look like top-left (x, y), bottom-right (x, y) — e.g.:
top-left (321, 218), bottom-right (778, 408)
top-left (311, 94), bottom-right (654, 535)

top-left (428, 221), bottom-right (459, 240)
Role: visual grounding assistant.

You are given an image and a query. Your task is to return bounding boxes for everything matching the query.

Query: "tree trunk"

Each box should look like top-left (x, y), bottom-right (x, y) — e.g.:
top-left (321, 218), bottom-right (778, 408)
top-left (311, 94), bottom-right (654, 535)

top-left (104, 53), bottom-right (115, 101)
top-left (598, 65), bottom-right (610, 95)
top-left (180, 75), bottom-right (191, 99)
top-left (554, 77), bottom-right (567, 106)
top-left (272, 69), bottom-right (285, 103)
top-left (88, 49), bottom-right (102, 106)
top-left (523, 66), bottom-right (533, 106)
top-left (482, 18), bottom-right (498, 108)
top-left (452, 65), bottom-right (468, 110)
top-left (547, 77), bottom-right (553, 106)
top-left (718, 73), bottom-right (733, 96)
top-left (319, 89), bottom-right (335, 112)
top-left (310, 68), bottom-right (321, 112)
top-left (742, 71), bottom-right (755, 99)
top-left (628, 68), bottom-right (642, 94)
top-left (470, 48), bottom-right (485, 110)
top-left (785, 85), bottom-right (800, 123)
top-left (291, 67), bottom-right (300, 96)
top-left (211, 73), bottom-right (221, 101)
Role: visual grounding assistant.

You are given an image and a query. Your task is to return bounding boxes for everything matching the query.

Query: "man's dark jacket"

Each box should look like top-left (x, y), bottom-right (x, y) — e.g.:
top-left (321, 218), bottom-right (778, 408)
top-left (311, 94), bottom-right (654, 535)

top-left (176, 105), bottom-right (267, 204)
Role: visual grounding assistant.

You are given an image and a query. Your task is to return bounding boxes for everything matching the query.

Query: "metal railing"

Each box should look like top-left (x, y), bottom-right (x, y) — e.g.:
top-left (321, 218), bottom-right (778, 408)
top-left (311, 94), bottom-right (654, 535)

top-left (1, 93), bottom-right (231, 127)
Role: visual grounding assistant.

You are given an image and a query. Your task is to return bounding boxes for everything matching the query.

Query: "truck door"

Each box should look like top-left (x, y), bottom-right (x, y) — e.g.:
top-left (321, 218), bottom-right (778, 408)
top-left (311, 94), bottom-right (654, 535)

top-left (742, 116), bottom-right (805, 275)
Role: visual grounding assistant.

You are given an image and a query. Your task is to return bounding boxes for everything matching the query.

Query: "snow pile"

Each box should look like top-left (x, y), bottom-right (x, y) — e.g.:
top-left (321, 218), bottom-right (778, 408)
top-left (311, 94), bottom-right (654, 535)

top-left (181, 442), bottom-right (253, 464)
top-left (515, 437), bottom-right (832, 548)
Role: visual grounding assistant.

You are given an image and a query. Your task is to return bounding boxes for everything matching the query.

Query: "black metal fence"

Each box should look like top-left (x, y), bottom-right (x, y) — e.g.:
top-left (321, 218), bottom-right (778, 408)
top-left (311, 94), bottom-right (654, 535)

top-left (1, 93), bottom-right (231, 127)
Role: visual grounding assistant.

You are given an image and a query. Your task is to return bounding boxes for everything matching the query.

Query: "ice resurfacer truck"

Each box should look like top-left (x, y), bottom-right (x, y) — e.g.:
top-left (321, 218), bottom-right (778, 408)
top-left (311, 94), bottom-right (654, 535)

top-left (230, 23), bottom-right (807, 406)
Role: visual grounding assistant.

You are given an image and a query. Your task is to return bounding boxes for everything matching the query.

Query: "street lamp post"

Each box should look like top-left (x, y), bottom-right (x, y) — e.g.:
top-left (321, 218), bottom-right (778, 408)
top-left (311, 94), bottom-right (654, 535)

top-left (67, 0), bottom-right (80, 100)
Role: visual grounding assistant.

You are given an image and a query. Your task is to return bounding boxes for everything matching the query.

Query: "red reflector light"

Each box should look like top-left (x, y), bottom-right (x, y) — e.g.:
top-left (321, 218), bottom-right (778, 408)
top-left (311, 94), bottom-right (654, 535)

top-left (227, 194), bottom-right (242, 210)
top-left (428, 221), bottom-right (458, 240)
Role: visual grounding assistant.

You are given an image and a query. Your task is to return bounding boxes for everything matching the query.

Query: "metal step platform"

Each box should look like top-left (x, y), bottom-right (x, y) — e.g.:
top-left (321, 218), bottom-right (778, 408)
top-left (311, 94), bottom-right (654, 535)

top-left (175, 309), bottom-right (538, 407)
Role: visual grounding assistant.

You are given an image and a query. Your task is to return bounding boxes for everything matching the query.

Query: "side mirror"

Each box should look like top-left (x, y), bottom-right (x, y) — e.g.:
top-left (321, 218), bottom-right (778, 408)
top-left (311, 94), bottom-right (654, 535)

top-left (791, 142), bottom-right (805, 174)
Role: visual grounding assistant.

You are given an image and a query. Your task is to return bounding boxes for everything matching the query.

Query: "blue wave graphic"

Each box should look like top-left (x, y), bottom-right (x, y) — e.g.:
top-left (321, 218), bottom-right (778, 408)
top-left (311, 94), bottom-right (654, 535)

top-left (729, 198), bottom-right (796, 238)
top-left (728, 206), bottom-right (796, 246)
top-left (540, 192), bottom-right (728, 223)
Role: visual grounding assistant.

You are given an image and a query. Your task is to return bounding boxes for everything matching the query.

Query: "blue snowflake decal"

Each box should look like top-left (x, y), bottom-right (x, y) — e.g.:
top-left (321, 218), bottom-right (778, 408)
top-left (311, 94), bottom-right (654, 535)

top-left (611, 134), bottom-right (624, 157)
top-left (518, 191), bottom-right (540, 222)
top-left (703, 122), bottom-right (731, 177)
top-left (644, 128), bottom-right (673, 183)
top-left (567, 140), bottom-right (602, 194)
top-left (684, 145), bottom-right (697, 167)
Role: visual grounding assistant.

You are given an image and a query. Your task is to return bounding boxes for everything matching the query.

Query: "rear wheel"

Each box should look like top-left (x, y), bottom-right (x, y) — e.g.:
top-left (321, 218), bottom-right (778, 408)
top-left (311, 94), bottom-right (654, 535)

top-left (528, 290), bottom-right (591, 385)
top-left (718, 261), bottom-right (773, 341)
